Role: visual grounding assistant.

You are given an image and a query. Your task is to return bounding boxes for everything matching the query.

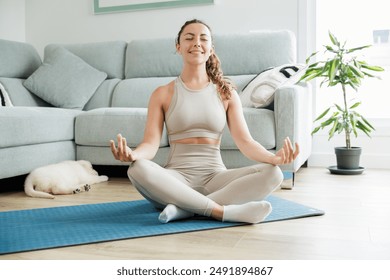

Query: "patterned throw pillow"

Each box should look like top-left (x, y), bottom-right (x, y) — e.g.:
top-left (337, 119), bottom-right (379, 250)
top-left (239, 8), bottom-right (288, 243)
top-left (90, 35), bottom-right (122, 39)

top-left (240, 64), bottom-right (307, 108)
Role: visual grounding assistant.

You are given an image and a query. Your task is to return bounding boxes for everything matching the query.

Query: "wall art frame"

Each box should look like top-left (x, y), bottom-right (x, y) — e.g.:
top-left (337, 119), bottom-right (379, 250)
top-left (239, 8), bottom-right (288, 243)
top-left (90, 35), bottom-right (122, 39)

top-left (93, 0), bottom-right (214, 14)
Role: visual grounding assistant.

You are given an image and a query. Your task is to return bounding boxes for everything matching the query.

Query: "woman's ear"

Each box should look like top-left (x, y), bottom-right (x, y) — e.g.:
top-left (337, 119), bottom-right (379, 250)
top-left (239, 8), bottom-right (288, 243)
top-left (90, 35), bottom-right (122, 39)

top-left (208, 45), bottom-right (214, 58)
top-left (176, 43), bottom-right (181, 55)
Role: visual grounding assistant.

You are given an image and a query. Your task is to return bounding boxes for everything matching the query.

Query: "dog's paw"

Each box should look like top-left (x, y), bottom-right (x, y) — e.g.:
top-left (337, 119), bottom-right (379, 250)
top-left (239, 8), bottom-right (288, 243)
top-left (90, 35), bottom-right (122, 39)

top-left (84, 184), bottom-right (91, 191)
top-left (73, 188), bottom-right (81, 194)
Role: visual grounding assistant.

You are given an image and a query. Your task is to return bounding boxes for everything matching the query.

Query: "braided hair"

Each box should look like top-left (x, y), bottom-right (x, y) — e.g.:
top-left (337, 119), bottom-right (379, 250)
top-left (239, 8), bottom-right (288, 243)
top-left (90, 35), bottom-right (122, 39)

top-left (176, 19), bottom-right (235, 100)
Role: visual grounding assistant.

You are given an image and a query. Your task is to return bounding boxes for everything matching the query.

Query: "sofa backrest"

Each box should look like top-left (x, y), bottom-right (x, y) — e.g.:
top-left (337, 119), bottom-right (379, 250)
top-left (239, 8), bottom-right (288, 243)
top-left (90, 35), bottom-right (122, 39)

top-left (45, 41), bottom-right (127, 79)
top-left (117, 30), bottom-right (296, 108)
top-left (124, 30), bottom-right (296, 79)
top-left (0, 39), bottom-right (42, 79)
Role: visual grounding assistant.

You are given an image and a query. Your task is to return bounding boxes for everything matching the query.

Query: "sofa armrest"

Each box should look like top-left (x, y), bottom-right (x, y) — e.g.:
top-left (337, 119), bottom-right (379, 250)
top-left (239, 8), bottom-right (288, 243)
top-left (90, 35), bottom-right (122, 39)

top-left (274, 83), bottom-right (312, 172)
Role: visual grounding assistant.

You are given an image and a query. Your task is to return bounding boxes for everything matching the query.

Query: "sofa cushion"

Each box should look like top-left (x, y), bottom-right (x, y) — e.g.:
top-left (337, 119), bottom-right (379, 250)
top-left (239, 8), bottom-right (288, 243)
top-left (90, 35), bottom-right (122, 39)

top-left (45, 41), bottom-right (127, 79)
top-left (23, 47), bottom-right (107, 110)
top-left (112, 77), bottom-right (174, 108)
top-left (221, 108), bottom-right (276, 150)
top-left (228, 75), bottom-right (257, 92)
top-left (0, 39), bottom-right (42, 79)
top-left (215, 31), bottom-right (296, 76)
top-left (83, 79), bottom-right (121, 111)
top-left (125, 31), bottom-right (295, 78)
top-left (75, 108), bottom-right (169, 148)
top-left (0, 77), bottom-right (51, 107)
top-left (125, 38), bottom-right (182, 79)
top-left (0, 107), bottom-right (81, 148)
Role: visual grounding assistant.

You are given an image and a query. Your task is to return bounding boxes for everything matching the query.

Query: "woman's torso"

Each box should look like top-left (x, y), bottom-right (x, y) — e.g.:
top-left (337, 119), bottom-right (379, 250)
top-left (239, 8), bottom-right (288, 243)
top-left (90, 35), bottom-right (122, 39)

top-left (164, 77), bottom-right (227, 145)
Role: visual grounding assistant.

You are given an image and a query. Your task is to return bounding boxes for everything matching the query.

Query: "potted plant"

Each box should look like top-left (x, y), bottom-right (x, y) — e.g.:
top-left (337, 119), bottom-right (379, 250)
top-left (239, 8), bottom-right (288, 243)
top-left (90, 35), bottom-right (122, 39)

top-left (299, 31), bottom-right (384, 174)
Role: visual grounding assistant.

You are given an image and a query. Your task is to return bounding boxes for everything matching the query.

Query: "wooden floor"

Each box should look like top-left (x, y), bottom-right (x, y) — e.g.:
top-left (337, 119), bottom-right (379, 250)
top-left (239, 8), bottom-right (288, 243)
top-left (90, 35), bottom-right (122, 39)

top-left (1, 167), bottom-right (390, 260)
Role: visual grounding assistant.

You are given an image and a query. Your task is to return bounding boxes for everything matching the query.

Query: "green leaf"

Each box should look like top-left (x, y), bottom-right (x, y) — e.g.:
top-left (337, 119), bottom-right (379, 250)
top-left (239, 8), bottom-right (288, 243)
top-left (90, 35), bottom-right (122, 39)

top-left (314, 107), bottom-right (331, 122)
top-left (328, 31), bottom-right (340, 47)
top-left (350, 114), bottom-right (358, 137)
top-left (328, 119), bottom-right (338, 139)
top-left (321, 118), bottom-right (336, 127)
top-left (307, 61), bottom-right (320, 68)
top-left (348, 64), bottom-right (365, 78)
top-left (335, 104), bottom-right (344, 112)
top-left (329, 59), bottom-right (340, 83)
top-left (356, 121), bottom-right (372, 137)
top-left (361, 71), bottom-right (376, 78)
top-left (346, 45), bottom-right (371, 53)
top-left (347, 81), bottom-right (358, 91)
top-left (360, 64), bottom-right (384, 72)
top-left (349, 102), bottom-right (361, 109)
top-left (305, 51), bottom-right (318, 64)
top-left (325, 45), bottom-right (337, 53)
top-left (336, 122), bottom-right (344, 134)
top-left (361, 116), bottom-right (375, 130)
top-left (311, 126), bottom-right (321, 135)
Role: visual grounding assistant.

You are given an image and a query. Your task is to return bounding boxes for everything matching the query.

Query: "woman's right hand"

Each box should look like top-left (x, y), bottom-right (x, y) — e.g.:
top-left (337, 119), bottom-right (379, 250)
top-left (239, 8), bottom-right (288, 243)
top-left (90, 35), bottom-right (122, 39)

top-left (110, 134), bottom-right (136, 162)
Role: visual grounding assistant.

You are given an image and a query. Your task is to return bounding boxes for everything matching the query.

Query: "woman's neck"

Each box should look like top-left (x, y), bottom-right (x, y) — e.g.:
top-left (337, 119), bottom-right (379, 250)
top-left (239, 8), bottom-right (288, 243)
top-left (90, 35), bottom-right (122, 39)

top-left (180, 67), bottom-right (210, 90)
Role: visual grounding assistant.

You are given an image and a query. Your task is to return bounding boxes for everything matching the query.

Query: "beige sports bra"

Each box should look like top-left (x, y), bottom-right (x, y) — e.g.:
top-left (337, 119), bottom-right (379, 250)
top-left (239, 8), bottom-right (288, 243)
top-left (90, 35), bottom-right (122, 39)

top-left (165, 77), bottom-right (226, 142)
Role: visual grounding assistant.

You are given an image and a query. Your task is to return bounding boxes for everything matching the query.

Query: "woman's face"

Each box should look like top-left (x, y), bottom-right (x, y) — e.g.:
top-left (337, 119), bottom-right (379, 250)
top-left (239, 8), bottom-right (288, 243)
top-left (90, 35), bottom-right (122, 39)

top-left (176, 23), bottom-right (213, 65)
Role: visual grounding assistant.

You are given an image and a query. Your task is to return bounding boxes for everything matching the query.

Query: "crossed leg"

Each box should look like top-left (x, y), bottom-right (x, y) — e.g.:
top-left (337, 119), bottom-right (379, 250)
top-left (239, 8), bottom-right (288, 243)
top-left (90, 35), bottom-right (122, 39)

top-left (128, 159), bottom-right (283, 224)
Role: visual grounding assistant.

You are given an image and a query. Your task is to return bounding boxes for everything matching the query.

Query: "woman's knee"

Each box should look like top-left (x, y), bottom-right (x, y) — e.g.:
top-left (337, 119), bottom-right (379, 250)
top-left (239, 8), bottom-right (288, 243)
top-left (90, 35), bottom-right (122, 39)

top-left (253, 163), bottom-right (284, 189)
top-left (264, 164), bottom-right (284, 188)
top-left (127, 158), bottom-right (150, 180)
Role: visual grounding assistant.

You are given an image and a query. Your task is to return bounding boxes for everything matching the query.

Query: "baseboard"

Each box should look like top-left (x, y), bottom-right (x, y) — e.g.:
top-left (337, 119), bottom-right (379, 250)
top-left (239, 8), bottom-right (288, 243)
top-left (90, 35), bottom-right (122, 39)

top-left (308, 153), bottom-right (390, 169)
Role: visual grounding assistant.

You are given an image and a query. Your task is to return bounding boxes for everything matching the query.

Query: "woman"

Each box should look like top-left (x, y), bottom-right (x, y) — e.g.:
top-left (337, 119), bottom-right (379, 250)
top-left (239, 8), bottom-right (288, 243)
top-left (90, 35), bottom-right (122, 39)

top-left (110, 19), bottom-right (299, 224)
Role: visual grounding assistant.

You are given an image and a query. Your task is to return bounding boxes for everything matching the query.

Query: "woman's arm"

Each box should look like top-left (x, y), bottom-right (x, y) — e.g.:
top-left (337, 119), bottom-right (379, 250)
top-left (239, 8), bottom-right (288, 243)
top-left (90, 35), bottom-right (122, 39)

top-left (226, 90), bottom-right (299, 166)
top-left (110, 86), bottom-right (166, 162)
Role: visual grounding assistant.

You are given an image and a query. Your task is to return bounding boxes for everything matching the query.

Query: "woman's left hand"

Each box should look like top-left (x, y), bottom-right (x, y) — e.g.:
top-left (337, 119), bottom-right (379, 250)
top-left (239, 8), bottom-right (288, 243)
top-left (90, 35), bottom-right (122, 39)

top-left (272, 137), bottom-right (300, 166)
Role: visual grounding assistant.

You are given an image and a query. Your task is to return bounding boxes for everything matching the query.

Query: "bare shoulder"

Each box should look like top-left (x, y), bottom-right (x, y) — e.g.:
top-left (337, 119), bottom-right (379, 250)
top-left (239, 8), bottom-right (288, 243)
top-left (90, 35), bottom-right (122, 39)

top-left (150, 80), bottom-right (175, 111)
top-left (225, 89), bottom-right (241, 110)
top-left (152, 80), bottom-right (174, 95)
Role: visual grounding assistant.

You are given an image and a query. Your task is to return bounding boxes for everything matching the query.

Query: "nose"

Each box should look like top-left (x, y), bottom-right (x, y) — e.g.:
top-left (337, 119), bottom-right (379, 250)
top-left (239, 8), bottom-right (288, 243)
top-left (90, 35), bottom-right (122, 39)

top-left (194, 38), bottom-right (201, 47)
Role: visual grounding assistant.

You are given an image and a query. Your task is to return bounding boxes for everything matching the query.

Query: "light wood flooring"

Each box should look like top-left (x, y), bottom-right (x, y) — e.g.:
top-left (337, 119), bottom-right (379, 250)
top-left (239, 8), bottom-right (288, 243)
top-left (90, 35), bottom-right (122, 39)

top-left (0, 167), bottom-right (389, 260)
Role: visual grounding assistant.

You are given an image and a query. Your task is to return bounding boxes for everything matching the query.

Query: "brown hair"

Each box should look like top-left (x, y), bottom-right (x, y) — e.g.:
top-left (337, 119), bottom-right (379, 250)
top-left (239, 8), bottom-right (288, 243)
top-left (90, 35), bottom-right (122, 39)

top-left (176, 19), bottom-right (235, 100)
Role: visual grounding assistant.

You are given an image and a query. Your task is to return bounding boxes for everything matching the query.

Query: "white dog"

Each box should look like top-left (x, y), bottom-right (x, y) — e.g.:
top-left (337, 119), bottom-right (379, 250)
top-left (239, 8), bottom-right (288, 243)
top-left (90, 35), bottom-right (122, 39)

top-left (24, 160), bottom-right (108, 199)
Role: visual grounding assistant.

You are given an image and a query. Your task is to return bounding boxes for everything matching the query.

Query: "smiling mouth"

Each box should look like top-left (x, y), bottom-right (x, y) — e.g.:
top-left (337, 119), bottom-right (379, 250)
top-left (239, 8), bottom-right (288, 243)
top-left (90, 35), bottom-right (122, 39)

top-left (189, 50), bottom-right (204, 54)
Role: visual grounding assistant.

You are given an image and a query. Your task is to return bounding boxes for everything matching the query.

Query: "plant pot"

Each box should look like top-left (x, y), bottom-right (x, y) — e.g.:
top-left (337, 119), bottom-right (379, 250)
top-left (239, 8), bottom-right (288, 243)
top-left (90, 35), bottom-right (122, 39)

top-left (335, 146), bottom-right (362, 169)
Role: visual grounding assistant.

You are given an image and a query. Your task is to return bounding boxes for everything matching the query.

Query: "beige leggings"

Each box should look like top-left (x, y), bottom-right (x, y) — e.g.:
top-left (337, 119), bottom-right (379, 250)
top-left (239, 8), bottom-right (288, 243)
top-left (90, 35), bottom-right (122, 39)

top-left (127, 143), bottom-right (283, 217)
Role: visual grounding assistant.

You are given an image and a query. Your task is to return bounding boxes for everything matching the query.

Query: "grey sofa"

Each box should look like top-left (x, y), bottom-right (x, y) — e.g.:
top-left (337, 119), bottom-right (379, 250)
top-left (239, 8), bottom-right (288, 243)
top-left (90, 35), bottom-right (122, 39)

top-left (0, 30), bottom-right (312, 188)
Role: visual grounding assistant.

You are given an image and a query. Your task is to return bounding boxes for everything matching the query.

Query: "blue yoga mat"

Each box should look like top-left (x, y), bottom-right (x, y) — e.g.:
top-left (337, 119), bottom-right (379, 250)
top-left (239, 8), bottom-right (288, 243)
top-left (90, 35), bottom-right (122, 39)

top-left (0, 196), bottom-right (324, 255)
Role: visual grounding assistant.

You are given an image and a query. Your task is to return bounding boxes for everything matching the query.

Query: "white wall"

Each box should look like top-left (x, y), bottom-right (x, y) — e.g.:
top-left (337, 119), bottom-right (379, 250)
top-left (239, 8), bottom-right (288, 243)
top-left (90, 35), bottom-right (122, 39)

top-left (0, 0), bottom-right (25, 41)
top-left (309, 120), bottom-right (390, 169)
top-left (24, 0), bottom-right (300, 57)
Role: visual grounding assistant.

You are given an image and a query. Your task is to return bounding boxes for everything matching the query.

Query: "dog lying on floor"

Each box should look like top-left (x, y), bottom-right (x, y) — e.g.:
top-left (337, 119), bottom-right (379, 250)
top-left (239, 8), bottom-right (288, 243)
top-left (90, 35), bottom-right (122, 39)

top-left (24, 160), bottom-right (108, 199)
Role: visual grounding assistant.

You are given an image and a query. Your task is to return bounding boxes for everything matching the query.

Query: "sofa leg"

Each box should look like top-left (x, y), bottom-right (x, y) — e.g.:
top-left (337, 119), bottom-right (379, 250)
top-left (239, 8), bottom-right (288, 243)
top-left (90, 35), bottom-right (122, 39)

top-left (280, 171), bottom-right (294, 190)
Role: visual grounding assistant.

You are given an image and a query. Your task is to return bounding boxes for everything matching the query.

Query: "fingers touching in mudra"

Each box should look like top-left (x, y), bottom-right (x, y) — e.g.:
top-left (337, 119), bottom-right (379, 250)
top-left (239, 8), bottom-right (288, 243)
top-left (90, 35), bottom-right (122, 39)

top-left (110, 134), bottom-right (135, 162)
top-left (110, 134), bottom-right (299, 165)
top-left (273, 137), bottom-right (299, 166)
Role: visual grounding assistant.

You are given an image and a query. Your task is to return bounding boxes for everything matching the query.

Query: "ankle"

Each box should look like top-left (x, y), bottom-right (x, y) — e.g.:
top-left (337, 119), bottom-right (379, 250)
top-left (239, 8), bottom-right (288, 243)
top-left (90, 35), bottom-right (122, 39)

top-left (211, 205), bottom-right (224, 221)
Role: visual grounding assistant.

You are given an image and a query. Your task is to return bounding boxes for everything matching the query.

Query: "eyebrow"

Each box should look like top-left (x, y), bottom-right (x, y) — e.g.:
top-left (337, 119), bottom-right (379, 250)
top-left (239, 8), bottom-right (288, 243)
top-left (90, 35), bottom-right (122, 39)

top-left (183, 32), bottom-right (210, 37)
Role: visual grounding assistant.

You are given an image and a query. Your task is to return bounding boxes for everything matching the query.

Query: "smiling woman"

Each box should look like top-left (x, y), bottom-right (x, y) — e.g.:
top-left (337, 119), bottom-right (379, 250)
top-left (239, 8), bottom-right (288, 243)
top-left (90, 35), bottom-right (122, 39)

top-left (110, 19), bottom-right (299, 225)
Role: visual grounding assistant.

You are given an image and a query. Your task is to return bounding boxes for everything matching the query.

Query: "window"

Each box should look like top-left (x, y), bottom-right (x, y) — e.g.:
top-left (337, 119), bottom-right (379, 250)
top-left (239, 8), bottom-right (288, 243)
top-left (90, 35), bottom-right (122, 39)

top-left (316, 0), bottom-right (390, 118)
